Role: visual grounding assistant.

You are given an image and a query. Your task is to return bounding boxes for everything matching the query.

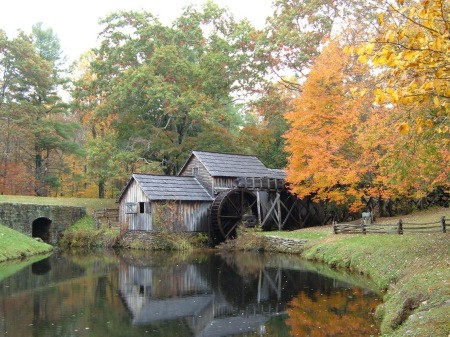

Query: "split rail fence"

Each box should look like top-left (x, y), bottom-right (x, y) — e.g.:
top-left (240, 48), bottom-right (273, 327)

top-left (333, 216), bottom-right (447, 235)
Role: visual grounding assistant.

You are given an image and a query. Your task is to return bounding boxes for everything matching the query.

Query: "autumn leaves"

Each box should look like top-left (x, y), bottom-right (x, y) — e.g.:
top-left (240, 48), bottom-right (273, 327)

top-left (284, 0), bottom-right (449, 212)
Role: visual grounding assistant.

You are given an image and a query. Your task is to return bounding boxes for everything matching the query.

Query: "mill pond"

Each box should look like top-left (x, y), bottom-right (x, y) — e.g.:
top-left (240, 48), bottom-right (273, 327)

top-left (0, 250), bottom-right (380, 337)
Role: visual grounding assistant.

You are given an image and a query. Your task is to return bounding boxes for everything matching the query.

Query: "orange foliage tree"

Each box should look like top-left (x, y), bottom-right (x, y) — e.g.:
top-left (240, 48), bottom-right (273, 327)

top-left (358, 103), bottom-right (450, 201)
top-left (284, 41), bottom-right (374, 211)
top-left (286, 288), bottom-right (379, 336)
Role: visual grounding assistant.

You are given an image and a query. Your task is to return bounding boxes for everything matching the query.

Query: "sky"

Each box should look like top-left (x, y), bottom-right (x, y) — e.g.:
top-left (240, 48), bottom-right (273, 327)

top-left (0, 0), bottom-right (274, 64)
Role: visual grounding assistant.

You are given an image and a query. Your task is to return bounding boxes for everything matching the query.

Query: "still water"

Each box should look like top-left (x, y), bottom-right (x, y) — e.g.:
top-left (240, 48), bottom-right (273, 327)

top-left (0, 250), bottom-right (380, 337)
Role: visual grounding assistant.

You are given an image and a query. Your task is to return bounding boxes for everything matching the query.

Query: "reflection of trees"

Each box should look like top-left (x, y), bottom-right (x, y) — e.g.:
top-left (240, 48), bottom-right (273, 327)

top-left (209, 253), bottom-right (341, 311)
top-left (212, 255), bottom-right (260, 307)
top-left (218, 251), bottom-right (266, 279)
top-left (286, 288), bottom-right (379, 336)
top-left (0, 252), bottom-right (381, 337)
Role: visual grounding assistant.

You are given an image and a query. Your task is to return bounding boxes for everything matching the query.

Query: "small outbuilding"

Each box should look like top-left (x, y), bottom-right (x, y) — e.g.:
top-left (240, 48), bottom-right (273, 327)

top-left (118, 174), bottom-right (213, 232)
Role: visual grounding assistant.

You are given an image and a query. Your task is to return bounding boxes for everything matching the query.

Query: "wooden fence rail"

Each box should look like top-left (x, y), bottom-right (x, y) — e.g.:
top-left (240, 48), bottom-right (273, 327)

top-left (93, 208), bottom-right (119, 229)
top-left (333, 216), bottom-right (446, 235)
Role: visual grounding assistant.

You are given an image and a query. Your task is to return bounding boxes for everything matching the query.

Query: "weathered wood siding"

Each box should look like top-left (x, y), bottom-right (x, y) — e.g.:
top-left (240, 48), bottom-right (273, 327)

top-left (180, 201), bottom-right (210, 232)
top-left (119, 262), bottom-right (210, 299)
top-left (213, 177), bottom-right (235, 195)
top-left (179, 156), bottom-right (213, 196)
top-left (119, 179), bottom-right (152, 231)
top-left (152, 201), bottom-right (210, 232)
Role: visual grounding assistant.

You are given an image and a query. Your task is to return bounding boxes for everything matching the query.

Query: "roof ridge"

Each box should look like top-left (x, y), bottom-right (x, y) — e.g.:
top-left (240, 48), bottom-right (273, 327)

top-left (129, 174), bottom-right (213, 201)
top-left (192, 150), bottom-right (259, 158)
top-left (133, 173), bottom-right (173, 177)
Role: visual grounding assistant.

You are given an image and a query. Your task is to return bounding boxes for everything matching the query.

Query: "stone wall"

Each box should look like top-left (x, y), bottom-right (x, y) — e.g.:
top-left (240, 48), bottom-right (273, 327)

top-left (0, 203), bottom-right (86, 245)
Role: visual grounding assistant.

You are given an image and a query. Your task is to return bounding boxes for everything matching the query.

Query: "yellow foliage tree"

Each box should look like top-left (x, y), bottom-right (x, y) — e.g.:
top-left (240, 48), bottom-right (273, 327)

top-left (358, 0), bottom-right (449, 135)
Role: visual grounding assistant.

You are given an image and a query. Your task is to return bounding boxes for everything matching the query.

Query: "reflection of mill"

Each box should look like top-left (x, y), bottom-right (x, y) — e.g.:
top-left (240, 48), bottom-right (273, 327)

top-left (118, 257), bottom-right (303, 337)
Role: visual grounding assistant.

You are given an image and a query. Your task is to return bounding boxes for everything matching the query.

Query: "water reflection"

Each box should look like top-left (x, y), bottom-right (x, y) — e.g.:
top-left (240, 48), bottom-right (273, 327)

top-left (0, 251), bottom-right (380, 337)
top-left (31, 257), bottom-right (52, 275)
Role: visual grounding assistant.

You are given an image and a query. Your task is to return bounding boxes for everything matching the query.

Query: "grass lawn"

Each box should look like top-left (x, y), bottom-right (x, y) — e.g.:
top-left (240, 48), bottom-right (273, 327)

top-left (0, 195), bottom-right (117, 214)
top-left (0, 224), bottom-right (53, 263)
top-left (261, 207), bottom-right (450, 336)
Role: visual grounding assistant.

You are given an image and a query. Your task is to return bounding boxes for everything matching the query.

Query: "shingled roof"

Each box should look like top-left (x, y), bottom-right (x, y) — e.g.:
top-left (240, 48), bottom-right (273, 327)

top-left (268, 169), bottom-right (286, 179)
top-left (119, 174), bottom-right (213, 201)
top-left (182, 151), bottom-right (279, 178)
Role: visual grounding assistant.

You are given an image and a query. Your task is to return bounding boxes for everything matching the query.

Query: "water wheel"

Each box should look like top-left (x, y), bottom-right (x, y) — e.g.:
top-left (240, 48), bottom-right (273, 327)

top-left (209, 188), bottom-right (257, 245)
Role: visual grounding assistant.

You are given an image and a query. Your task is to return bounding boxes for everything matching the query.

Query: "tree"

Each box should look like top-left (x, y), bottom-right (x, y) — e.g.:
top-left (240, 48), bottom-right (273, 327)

top-left (358, 0), bottom-right (449, 136)
top-left (349, 0), bottom-right (450, 203)
top-left (357, 102), bottom-right (450, 203)
top-left (0, 26), bottom-right (81, 196)
top-left (72, 2), bottom-right (263, 196)
top-left (239, 82), bottom-right (293, 168)
top-left (284, 41), bottom-right (373, 211)
top-left (260, 0), bottom-right (379, 90)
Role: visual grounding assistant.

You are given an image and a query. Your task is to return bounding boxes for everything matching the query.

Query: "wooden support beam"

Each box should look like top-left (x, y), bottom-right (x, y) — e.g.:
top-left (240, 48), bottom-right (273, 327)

top-left (256, 190), bottom-right (262, 226)
top-left (277, 192), bottom-right (282, 230)
top-left (257, 269), bottom-right (262, 304)
top-left (262, 269), bottom-right (281, 299)
top-left (259, 195), bottom-right (280, 225)
top-left (261, 193), bottom-right (280, 228)
top-left (281, 198), bottom-right (299, 228)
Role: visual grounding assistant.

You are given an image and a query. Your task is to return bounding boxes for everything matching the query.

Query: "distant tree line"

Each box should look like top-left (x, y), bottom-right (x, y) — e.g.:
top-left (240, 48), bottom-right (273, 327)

top-left (0, 0), bottom-right (447, 218)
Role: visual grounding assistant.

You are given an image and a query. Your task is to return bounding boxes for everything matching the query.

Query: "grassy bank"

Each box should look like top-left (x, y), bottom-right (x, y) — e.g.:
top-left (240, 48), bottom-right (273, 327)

top-left (257, 207), bottom-right (449, 337)
top-left (0, 224), bottom-right (53, 262)
top-left (0, 195), bottom-right (118, 249)
top-left (0, 195), bottom-right (116, 214)
top-left (59, 216), bottom-right (120, 248)
top-left (60, 216), bottom-right (210, 250)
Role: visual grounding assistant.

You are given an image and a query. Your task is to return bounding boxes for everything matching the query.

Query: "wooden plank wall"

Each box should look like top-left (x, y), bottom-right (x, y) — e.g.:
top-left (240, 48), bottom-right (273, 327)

top-left (119, 262), bottom-right (210, 299)
top-left (119, 179), bottom-right (152, 231)
top-left (213, 177), bottom-right (235, 194)
top-left (179, 156), bottom-right (213, 196)
top-left (179, 201), bottom-right (210, 232)
top-left (153, 201), bottom-right (210, 232)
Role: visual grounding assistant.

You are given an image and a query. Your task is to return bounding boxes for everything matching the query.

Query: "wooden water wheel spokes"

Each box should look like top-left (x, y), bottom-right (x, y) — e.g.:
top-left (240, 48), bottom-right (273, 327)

top-left (210, 188), bottom-right (257, 245)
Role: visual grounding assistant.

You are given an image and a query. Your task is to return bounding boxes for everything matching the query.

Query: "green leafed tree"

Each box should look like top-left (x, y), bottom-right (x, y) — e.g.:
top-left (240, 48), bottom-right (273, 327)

top-left (72, 2), bottom-right (263, 195)
top-left (260, 0), bottom-right (378, 91)
top-left (239, 82), bottom-right (293, 168)
top-left (0, 25), bottom-right (82, 196)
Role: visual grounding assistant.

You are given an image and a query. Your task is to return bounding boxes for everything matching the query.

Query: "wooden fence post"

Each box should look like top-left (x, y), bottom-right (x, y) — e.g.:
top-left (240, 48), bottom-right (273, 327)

top-left (442, 216), bottom-right (446, 233)
top-left (397, 219), bottom-right (403, 235)
top-left (333, 220), bottom-right (337, 234)
top-left (361, 221), bottom-right (366, 234)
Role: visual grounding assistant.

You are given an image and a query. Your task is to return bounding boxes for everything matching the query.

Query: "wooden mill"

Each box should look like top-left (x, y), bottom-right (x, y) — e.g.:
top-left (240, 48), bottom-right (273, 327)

top-left (118, 151), bottom-right (303, 245)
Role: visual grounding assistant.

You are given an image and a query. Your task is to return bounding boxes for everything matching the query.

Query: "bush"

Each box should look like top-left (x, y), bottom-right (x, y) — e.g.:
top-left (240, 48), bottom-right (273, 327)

top-left (60, 216), bottom-right (119, 248)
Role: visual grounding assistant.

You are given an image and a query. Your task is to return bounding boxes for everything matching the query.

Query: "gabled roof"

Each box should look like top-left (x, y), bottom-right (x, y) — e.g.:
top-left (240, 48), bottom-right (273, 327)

top-left (268, 169), bottom-right (286, 179)
top-left (180, 151), bottom-right (278, 178)
top-left (126, 295), bottom-right (214, 325)
top-left (118, 174), bottom-right (213, 202)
